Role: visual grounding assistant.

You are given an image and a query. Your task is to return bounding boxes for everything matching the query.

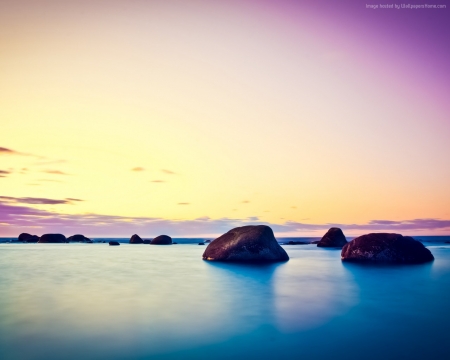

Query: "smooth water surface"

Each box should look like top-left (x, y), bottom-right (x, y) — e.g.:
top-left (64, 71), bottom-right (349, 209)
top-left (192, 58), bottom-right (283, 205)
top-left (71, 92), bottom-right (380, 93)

top-left (1, 243), bottom-right (449, 359)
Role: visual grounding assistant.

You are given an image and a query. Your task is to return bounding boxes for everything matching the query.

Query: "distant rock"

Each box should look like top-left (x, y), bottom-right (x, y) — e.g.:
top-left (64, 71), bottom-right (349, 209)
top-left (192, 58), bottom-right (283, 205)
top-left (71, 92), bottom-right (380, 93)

top-left (18, 233), bottom-right (39, 242)
top-left (151, 235), bottom-right (172, 245)
top-left (173, 242), bottom-right (178, 244)
top-left (341, 233), bottom-right (434, 264)
top-left (130, 234), bottom-right (144, 244)
top-left (109, 241), bottom-right (120, 246)
top-left (38, 234), bottom-right (66, 243)
top-left (205, 240), bottom-right (211, 243)
top-left (287, 241), bottom-right (308, 245)
top-left (317, 228), bottom-right (347, 248)
top-left (143, 239), bottom-right (150, 244)
top-left (445, 241), bottom-right (450, 244)
top-left (202, 225), bottom-right (289, 262)
top-left (311, 240), bottom-right (320, 244)
top-left (198, 242), bottom-right (205, 245)
top-left (67, 234), bottom-right (92, 242)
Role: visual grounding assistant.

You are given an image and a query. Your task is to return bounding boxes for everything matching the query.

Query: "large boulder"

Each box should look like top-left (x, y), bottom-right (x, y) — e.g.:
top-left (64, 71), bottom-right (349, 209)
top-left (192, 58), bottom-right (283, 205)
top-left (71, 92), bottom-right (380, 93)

top-left (38, 234), bottom-right (66, 243)
top-left (150, 235), bottom-right (172, 245)
top-left (317, 228), bottom-right (347, 248)
top-left (341, 233), bottom-right (434, 264)
top-left (18, 233), bottom-right (39, 242)
top-left (130, 234), bottom-right (144, 244)
top-left (202, 225), bottom-right (289, 262)
top-left (67, 234), bottom-right (91, 242)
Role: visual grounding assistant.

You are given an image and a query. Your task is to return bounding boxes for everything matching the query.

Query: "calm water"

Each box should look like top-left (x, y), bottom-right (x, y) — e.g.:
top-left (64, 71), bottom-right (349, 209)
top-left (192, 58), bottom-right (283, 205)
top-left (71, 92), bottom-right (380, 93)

top-left (1, 240), bottom-right (449, 360)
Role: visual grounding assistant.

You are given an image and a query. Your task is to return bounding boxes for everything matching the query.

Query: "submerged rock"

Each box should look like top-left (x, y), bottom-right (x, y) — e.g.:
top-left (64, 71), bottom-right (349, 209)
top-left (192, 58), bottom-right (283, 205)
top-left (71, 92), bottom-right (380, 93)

top-left (202, 225), bottom-right (289, 262)
top-left (341, 233), bottom-right (434, 264)
top-left (109, 241), bottom-right (120, 246)
top-left (198, 242), bottom-right (205, 245)
top-left (151, 235), bottom-right (172, 245)
top-left (130, 234), bottom-right (144, 244)
top-left (67, 234), bottom-right (91, 242)
top-left (317, 228), bottom-right (347, 248)
top-left (205, 240), bottom-right (211, 243)
top-left (287, 241), bottom-right (308, 245)
top-left (38, 234), bottom-right (66, 243)
top-left (18, 233), bottom-right (39, 242)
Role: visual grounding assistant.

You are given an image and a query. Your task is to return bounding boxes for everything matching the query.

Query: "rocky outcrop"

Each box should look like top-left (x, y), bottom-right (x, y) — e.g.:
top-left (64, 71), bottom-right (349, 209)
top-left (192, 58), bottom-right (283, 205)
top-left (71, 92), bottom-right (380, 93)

top-left (67, 234), bottom-right (92, 242)
top-left (202, 225), bottom-right (289, 262)
top-left (150, 235), bottom-right (172, 245)
top-left (130, 234), bottom-right (144, 244)
top-left (109, 241), bottom-right (120, 246)
top-left (341, 233), bottom-right (434, 264)
top-left (37, 234), bottom-right (66, 243)
top-left (18, 233), bottom-right (39, 242)
top-left (317, 228), bottom-right (347, 248)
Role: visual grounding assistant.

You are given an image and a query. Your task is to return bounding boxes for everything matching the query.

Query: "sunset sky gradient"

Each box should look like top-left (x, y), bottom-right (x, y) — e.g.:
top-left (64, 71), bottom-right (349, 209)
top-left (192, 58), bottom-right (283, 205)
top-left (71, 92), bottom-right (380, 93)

top-left (1, 0), bottom-right (449, 237)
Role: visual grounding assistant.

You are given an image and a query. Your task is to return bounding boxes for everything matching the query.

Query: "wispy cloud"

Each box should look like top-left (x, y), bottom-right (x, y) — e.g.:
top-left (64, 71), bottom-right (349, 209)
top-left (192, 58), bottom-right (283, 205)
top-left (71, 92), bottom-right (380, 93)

top-left (0, 200), bottom-right (449, 237)
top-left (0, 146), bottom-right (41, 158)
top-left (162, 169), bottom-right (176, 175)
top-left (242, 200), bottom-right (250, 204)
top-left (43, 170), bottom-right (69, 175)
top-left (0, 196), bottom-right (83, 205)
top-left (0, 170), bottom-right (11, 177)
top-left (132, 167), bottom-right (145, 171)
top-left (178, 202), bottom-right (190, 205)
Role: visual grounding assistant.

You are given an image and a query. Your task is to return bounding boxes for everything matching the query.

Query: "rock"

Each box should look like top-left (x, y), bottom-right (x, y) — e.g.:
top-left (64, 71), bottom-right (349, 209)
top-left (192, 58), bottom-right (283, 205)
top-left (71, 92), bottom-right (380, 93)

top-left (173, 242), bottom-right (178, 244)
top-left (18, 233), bottom-right (39, 242)
top-left (130, 234), bottom-right (144, 244)
top-left (205, 240), bottom-right (211, 243)
top-left (317, 228), bottom-right (348, 248)
top-left (287, 241), bottom-right (308, 245)
top-left (202, 225), bottom-right (289, 262)
top-left (198, 242), bottom-right (205, 245)
top-left (445, 241), bottom-right (450, 244)
top-left (341, 233), bottom-right (434, 264)
top-left (67, 234), bottom-right (91, 242)
top-left (38, 234), bottom-right (66, 243)
top-left (109, 241), bottom-right (120, 246)
top-left (151, 235), bottom-right (172, 245)
top-left (143, 239), bottom-right (150, 244)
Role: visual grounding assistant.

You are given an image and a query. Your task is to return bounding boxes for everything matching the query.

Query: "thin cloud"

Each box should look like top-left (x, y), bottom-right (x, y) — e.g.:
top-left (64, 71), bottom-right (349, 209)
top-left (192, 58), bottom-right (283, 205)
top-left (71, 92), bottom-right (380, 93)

top-left (242, 200), bottom-right (250, 204)
top-left (151, 180), bottom-right (166, 183)
top-left (178, 202), bottom-right (190, 205)
top-left (43, 170), bottom-right (69, 175)
top-left (0, 147), bottom-right (17, 154)
top-left (33, 159), bottom-right (67, 166)
top-left (37, 179), bottom-right (63, 183)
top-left (132, 167), bottom-right (145, 171)
top-left (0, 196), bottom-right (83, 205)
top-left (0, 170), bottom-right (10, 175)
top-left (0, 201), bottom-right (449, 237)
top-left (162, 169), bottom-right (176, 175)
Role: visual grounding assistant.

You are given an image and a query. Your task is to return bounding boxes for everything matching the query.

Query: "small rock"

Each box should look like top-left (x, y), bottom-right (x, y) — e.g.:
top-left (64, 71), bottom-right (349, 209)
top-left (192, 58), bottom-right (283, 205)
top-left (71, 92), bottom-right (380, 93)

top-left (317, 228), bottom-right (347, 248)
top-left (18, 233), bottom-right (39, 242)
top-left (38, 234), bottom-right (66, 243)
top-left (151, 235), bottom-right (172, 245)
top-left (109, 241), bottom-right (120, 246)
top-left (130, 234), bottom-right (144, 244)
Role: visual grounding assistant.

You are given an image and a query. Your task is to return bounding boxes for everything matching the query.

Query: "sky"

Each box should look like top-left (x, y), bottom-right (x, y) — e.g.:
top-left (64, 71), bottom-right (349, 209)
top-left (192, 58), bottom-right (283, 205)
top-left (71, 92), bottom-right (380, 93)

top-left (1, 0), bottom-right (449, 237)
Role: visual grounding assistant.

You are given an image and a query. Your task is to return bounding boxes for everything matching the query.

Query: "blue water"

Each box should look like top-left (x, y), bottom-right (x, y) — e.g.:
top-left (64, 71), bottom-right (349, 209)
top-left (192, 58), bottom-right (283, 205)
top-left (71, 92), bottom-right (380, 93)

top-left (0, 239), bottom-right (449, 360)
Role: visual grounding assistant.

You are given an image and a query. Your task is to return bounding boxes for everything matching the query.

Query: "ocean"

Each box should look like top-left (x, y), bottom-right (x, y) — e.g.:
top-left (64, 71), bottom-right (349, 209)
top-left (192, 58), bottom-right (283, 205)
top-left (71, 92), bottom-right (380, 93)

top-left (0, 237), bottom-right (449, 359)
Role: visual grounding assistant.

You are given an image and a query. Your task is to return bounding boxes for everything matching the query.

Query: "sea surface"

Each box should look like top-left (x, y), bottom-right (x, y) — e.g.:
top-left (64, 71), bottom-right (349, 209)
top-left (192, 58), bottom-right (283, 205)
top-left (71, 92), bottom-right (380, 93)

top-left (0, 237), bottom-right (449, 360)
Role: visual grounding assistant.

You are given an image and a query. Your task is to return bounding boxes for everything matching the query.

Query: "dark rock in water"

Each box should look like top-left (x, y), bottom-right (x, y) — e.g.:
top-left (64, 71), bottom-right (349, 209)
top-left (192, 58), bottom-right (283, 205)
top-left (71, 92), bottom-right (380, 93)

top-left (311, 240), bottom-right (320, 244)
top-left (109, 241), bottom-right (120, 246)
top-left (102, 241), bottom-right (106, 243)
top-left (67, 234), bottom-right (91, 242)
top-left (198, 242), bottom-right (205, 245)
top-left (173, 242), bottom-right (178, 244)
top-left (317, 228), bottom-right (347, 248)
top-left (287, 241), bottom-right (308, 245)
top-left (18, 233), bottom-right (39, 242)
top-left (202, 225), bottom-right (289, 262)
top-left (341, 233), bottom-right (434, 264)
top-left (205, 240), bottom-right (211, 243)
top-left (130, 234), bottom-right (144, 244)
top-left (143, 239), bottom-right (150, 244)
top-left (38, 234), bottom-right (66, 243)
top-left (445, 241), bottom-right (450, 244)
top-left (151, 235), bottom-right (172, 245)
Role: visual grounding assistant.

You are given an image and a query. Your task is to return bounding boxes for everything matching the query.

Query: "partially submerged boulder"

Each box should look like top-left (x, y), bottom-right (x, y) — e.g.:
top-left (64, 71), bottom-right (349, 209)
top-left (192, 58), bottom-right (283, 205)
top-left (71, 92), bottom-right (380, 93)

top-left (341, 233), bottom-right (434, 264)
top-left (38, 234), bottom-right (66, 243)
top-left (18, 233), bottom-right (39, 242)
top-left (202, 225), bottom-right (289, 262)
top-left (109, 241), bottom-right (120, 246)
top-left (67, 234), bottom-right (91, 242)
top-left (317, 228), bottom-right (347, 248)
top-left (151, 235), bottom-right (172, 245)
top-left (130, 234), bottom-right (144, 244)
